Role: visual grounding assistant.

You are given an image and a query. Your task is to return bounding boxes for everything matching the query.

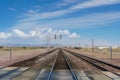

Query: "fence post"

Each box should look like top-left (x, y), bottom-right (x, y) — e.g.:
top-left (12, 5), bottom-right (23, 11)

top-left (10, 47), bottom-right (12, 61)
top-left (110, 46), bottom-right (112, 59)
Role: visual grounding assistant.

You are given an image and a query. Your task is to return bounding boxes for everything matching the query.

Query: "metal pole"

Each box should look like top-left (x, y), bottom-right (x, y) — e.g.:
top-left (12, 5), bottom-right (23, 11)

top-left (47, 35), bottom-right (50, 51)
top-left (10, 47), bottom-right (12, 61)
top-left (92, 39), bottom-right (94, 53)
top-left (78, 42), bottom-right (80, 49)
top-left (110, 46), bottom-right (112, 59)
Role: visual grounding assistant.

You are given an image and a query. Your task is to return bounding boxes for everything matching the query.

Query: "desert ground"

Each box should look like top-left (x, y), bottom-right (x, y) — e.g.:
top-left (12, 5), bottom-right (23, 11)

top-left (0, 47), bottom-right (47, 66)
top-left (69, 48), bottom-right (120, 66)
top-left (0, 47), bottom-right (120, 67)
top-left (71, 48), bottom-right (120, 59)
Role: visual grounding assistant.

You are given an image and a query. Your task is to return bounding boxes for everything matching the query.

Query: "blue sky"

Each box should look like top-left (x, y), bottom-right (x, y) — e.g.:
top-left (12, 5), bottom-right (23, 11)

top-left (0, 0), bottom-right (120, 46)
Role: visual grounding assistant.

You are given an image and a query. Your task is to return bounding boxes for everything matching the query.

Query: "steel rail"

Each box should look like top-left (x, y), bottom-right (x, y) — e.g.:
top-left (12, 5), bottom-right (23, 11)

top-left (62, 50), bottom-right (79, 80)
top-left (46, 49), bottom-right (79, 80)
top-left (64, 49), bottom-right (120, 77)
top-left (73, 53), bottom-right (120, 80)
top-left (64, 49), bottom-right (120, 70)
top-left (46, 51), bottom-right (59, 80)
top-left (0, 48), bottom-right (58, 79)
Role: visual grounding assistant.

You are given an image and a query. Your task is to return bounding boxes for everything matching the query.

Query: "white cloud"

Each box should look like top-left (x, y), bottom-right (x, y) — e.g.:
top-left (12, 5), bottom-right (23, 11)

top-left (55, 3), bottom-right (68, 8)
top-left (13, 29), bottom-right (28, 38)
top-left (55, 0), bottom-right (78, 8)
top-left (11, 28), bottom-right (80, 39)
top-left (13, 11), bottom-right (120, 31)
top-left (26, 9), bottom-right (40, 16)
top-left (0, 32), bottom-right (12, 39)
top-left (34, 5), bottom-right (42, 9)
top-left (9, 0), bottom-right (120, 31)
top-left (13, 0), bottom-right (120, 33)
top-left (21, 9), bottom-right (70, 22)
top-left (27, 10), bottom-right (37, 16)
top-left (64, 0), bottom-right (77, 3)
top-left (0, 28), bottom-right (119, 47)
top-left (13, 29), bottom-right (41, 38)
top-left (8, 8), bottom-right (17, 11)
top-left (59, 30), bottom-right (70, 35)
top-left (69, 32), bottom-right (80, 38)
top-left (21, 0), bottom-right (120, 22)
top-left (1, 1), bottom-right (119, 46)
top-left (28, 27), bottom-right (48, 38)
top-left (71, 0), bottom-right (120, 9)
top-left (25, 12), bottom-right (119, 29)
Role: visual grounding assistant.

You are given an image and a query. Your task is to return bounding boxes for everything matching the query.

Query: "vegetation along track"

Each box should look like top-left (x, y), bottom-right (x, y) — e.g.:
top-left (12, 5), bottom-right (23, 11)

top-left (64, 49), bottom-right (120, 76)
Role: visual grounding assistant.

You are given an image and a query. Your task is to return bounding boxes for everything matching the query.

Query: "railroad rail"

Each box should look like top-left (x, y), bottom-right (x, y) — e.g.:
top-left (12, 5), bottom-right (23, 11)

top-left (12, 49), bottom-right (59, 80)
top-left (34, 49), bottom-right (78, 80)
top-left (1, 48), bottom-right (119, 80)
top-left (64, 49), bottom-right (120, 79)
top-left (0, 48), bottom-right (58, 80)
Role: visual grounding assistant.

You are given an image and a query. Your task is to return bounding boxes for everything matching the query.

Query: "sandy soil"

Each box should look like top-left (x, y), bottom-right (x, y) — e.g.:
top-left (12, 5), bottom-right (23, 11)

top-left (0, 49), bottom-right (47, 66)
top-left (66, 48), bottom-right (120, 66)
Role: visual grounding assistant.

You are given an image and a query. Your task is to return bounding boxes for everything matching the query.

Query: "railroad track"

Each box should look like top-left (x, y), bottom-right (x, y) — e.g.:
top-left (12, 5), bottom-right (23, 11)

top-left (1, 48), bottom-right (119, 80)
top-left (64, 49), bottom-right (120, 80)
top-left (34, 49), bottom-right (78, 80)
top-left (12, 49), bottom-right (59, 80)
top-left (0, 48), bottom-right (58, 80)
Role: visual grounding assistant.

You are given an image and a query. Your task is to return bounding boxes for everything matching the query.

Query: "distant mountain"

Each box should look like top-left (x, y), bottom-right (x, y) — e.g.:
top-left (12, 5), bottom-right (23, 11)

top-left (0, 43), bottom-right (63, 47)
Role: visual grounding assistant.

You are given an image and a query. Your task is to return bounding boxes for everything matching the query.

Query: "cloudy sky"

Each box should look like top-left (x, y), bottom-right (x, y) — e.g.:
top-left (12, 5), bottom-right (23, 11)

top-left (0, 0), bottom-right (120, 47)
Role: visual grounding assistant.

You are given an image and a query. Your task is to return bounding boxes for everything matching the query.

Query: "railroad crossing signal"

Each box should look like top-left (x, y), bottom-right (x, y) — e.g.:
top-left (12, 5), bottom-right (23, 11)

top-left (55, 35), bottom-right (57, 39)
top-left (60, 34), bottom-right (62, 39)
top-left (54, 34), bottom-right (62, 39)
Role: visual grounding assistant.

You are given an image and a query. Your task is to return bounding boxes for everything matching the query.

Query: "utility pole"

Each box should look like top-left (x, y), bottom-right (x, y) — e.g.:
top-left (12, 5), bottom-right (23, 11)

top-left (46, 35), bottom-right (50, 50)
top-left (84, 43), bottom-right (86, 48)
top-left (110, 46), bottom-right (112, 59)
top-left (92, 39), bottom-right (94, 53)
top-left (9, 47), bottom-right (12, 61)
top-left (78, 42), bottom-right (80, 49)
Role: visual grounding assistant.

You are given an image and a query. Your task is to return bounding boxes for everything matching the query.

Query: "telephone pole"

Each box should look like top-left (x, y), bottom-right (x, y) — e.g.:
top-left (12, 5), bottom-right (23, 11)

top-left (110, 46), bottom-right (112, 59)
top-left (92, 39), bottom-right (94, 53)
top-left (9, 47), bottom-right (12, 61)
